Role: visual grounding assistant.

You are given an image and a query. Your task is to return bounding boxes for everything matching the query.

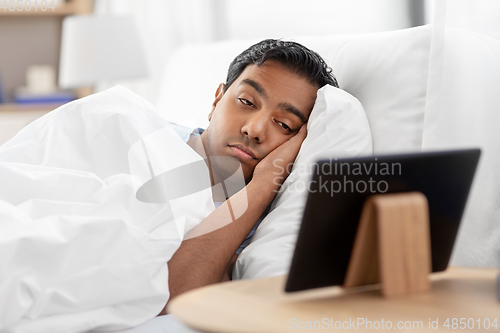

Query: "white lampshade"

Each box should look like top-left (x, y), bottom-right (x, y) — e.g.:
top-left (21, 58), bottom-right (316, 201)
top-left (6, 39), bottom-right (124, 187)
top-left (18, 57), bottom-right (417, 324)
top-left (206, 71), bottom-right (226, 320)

top-left (59, 15), bottom-right (149, 88)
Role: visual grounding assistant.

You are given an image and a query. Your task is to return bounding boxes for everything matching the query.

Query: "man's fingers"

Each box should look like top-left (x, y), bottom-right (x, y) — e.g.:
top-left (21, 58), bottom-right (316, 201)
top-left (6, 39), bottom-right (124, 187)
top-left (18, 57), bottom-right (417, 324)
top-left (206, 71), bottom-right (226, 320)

top-left (290, 122), bottom-right (307, 140)
top-left (267, 123), bottom-right (307, 163)
top-left (286, 123), bottom-right (308, 148)
top-left (296, 123), bottom-right (307, 140)
top-left (252, 122), bottom-right (308, 189)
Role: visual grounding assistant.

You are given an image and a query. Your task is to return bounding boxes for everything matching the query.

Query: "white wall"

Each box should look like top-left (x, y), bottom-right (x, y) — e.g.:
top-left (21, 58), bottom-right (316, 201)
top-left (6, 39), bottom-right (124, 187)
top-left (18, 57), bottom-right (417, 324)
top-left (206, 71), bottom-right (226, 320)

top-left (95, 0), bottom-right (415, 103)
top-left (425, 0), bottom-right (500, 37)
top-left (223, 0), bottom-right (412, 40)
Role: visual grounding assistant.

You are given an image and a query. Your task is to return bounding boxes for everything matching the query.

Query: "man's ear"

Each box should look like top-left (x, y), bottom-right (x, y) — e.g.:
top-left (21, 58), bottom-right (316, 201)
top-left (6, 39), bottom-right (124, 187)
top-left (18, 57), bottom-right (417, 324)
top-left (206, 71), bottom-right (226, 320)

top-left (208, 83), bottom-right (225, 121)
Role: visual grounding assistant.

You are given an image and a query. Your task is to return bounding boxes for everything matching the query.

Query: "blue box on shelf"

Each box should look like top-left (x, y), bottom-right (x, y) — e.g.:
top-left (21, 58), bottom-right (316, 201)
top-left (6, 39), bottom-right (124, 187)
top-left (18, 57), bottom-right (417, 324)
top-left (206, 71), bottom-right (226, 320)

top-left (14, 88), bottom-right (75, 104)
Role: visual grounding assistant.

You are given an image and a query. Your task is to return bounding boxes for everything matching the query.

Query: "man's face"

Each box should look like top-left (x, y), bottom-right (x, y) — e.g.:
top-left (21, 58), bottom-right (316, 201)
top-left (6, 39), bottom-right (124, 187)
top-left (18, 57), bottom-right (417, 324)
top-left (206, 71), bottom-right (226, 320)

top-left (201, 60), bottom-right (318, 183)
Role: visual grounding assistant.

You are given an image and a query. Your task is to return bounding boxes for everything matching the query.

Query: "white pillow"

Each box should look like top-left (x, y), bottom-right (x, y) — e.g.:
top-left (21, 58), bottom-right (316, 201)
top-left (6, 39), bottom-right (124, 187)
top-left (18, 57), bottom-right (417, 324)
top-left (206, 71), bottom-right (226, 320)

top-left (295, 25), bottom-right (431, 153)
top-left (232, 85), bottom-right (373, 280)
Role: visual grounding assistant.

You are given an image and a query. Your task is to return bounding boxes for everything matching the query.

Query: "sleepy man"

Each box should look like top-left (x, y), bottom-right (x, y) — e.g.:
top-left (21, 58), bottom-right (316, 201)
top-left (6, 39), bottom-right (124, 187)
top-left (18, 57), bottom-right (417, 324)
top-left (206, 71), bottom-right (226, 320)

top-left (163, 39), bottom-right (338, 313)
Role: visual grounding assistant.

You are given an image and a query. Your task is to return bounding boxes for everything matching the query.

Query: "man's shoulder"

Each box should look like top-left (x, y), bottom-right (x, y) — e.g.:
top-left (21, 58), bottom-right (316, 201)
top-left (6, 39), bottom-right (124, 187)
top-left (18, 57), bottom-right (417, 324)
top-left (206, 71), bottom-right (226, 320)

top-left (167, 121), bottom-right (195, 143)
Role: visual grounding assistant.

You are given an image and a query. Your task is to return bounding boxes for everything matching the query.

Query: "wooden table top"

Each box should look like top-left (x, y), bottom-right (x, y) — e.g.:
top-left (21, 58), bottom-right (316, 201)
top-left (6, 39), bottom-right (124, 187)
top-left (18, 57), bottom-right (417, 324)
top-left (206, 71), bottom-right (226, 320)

top-left (168, 267), bottom-right (499, 333)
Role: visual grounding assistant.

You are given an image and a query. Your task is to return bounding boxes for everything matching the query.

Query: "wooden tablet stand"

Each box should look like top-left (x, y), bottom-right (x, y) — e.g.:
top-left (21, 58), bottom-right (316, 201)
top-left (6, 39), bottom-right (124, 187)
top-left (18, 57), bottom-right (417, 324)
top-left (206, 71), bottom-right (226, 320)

top-left (344, 192), bottom-right (432, 297)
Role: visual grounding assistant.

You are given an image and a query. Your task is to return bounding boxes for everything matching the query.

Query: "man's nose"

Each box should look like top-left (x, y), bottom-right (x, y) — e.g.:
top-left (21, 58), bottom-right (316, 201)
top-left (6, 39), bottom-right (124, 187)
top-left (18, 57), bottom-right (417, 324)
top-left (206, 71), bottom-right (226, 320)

top-left (241, 111), bottom-right (268, 143)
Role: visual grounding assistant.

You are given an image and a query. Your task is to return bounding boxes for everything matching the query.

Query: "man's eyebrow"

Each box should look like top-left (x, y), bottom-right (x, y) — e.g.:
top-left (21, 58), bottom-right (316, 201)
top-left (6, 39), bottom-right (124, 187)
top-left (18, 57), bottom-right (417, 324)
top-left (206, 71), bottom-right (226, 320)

top-left (278, 103), bottom-right (308, 123)
top-left (241, 79), bottom-right (267, 98)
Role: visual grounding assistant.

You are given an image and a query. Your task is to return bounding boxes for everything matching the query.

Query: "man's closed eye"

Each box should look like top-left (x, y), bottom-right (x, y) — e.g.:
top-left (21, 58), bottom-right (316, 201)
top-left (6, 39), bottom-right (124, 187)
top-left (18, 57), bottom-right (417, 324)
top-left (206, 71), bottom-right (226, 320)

top-left (238, 98), bottom-right (255, 108)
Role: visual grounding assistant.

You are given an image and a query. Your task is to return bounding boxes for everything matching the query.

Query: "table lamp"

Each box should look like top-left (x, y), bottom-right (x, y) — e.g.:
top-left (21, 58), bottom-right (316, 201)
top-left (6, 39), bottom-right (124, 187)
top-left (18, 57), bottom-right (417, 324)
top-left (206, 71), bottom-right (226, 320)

top-left (59, 15), bottom-right (148, 92)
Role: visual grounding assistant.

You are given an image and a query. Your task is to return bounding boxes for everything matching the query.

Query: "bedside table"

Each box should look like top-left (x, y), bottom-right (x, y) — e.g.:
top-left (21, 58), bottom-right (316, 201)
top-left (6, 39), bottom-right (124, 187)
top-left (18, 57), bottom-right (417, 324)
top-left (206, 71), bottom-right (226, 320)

top-left (168, 267), bottom-right (499, 333)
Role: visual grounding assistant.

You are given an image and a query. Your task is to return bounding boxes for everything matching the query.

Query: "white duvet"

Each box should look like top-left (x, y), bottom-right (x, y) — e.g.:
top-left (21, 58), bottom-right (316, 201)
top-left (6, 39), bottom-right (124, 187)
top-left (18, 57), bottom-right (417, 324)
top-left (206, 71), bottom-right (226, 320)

top-left (0, 86), bottom-right (215, 333)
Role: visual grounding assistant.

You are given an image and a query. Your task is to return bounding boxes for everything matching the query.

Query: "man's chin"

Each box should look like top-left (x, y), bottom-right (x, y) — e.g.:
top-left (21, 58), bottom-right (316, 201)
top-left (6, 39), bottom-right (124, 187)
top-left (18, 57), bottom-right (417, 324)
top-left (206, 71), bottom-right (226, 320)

top-left (209, 156), bottom-right (248, 188)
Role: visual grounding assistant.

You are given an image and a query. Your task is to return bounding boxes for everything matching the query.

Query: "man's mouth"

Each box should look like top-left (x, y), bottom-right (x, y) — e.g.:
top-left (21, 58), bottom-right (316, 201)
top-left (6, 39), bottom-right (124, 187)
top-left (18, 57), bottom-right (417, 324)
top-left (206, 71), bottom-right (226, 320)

top-left (228, 144), bottom-right (257, 160)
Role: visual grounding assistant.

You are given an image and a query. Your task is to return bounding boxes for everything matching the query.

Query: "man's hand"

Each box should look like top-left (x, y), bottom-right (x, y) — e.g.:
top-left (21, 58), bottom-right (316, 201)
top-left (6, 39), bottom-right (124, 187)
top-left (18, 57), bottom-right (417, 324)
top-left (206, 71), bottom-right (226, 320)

top-left (251, 123), bottom-right (308, 192)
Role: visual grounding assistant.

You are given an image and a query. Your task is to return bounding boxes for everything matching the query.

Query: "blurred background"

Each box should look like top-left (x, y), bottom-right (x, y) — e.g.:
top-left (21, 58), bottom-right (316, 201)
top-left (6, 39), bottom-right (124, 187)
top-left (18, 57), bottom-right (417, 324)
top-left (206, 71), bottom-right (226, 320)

top-left (0, 0), bottom-right (432, 107)
top-left (0, 0), bottom-right (499, 144)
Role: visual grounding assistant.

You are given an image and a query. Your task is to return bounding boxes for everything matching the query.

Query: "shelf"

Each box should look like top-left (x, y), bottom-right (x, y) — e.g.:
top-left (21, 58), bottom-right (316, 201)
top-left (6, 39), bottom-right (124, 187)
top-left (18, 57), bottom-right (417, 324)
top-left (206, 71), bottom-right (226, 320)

top-left (0, 4), bottom-right (73, 16)
top-left (0, 0), bottom-right (93, 105)
top-left (0, 103), bottom-right (65, 112)
top-left (0, 0), bottom-right (92, 16)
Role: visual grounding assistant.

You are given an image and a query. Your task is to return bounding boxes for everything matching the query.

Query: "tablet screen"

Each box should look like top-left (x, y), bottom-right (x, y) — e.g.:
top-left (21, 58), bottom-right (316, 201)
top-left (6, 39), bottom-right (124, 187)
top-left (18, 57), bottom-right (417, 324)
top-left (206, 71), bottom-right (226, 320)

top-left (285, 149), bottom-right (480, 292)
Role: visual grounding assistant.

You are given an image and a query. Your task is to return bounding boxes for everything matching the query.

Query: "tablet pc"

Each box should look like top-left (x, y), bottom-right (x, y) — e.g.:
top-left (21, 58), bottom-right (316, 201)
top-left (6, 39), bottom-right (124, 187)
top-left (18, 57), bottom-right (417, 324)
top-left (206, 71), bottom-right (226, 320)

top-left (285, 149), bottom-right (480, 292)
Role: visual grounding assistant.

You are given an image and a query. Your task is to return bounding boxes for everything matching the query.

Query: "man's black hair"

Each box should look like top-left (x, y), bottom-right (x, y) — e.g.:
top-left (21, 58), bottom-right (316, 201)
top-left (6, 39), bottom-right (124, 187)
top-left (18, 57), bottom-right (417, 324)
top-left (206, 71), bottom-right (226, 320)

top-left (224, 39), bottom-right (339, 92)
